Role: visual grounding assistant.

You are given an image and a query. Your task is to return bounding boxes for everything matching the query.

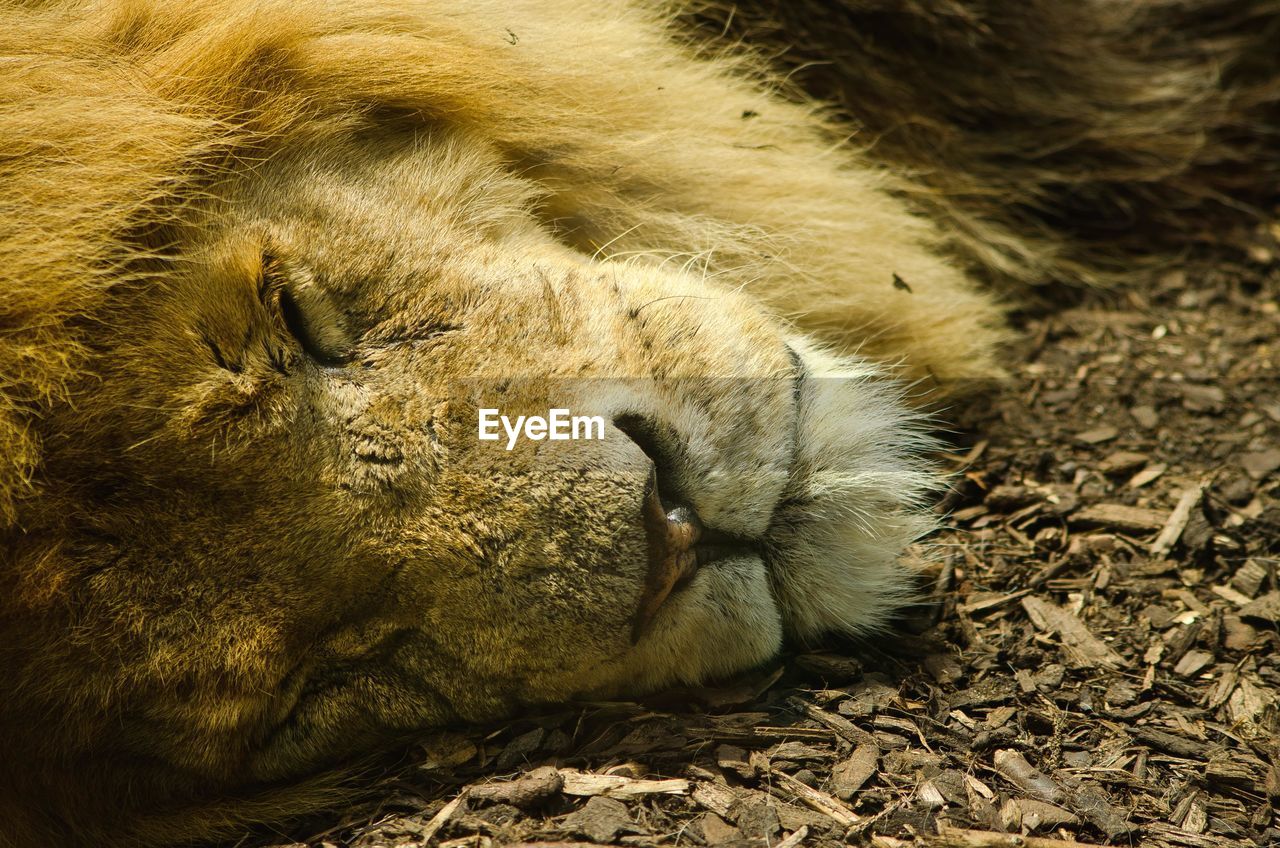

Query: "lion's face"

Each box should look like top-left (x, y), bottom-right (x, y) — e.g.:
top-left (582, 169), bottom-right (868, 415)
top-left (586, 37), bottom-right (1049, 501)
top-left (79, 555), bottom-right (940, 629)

top-left (30, 128), bottom-right (933, 785)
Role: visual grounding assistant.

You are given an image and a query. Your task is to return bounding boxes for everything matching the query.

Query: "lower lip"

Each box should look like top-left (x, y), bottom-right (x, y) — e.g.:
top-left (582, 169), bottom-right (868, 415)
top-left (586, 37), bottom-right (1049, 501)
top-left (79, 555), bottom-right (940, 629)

top-left (631, 533), bottom-right (759, 643)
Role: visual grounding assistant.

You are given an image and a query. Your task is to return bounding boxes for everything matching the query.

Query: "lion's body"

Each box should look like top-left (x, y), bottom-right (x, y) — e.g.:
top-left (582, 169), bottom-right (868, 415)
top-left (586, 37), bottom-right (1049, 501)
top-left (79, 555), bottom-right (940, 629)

top-left (0, 1), bottom-right (1274, 845)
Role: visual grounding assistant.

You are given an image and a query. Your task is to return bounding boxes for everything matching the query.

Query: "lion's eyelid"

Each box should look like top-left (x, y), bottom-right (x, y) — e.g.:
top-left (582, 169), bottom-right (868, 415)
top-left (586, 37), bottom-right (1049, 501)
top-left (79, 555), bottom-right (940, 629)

top-left (258, 254), bottom-right (352, 366)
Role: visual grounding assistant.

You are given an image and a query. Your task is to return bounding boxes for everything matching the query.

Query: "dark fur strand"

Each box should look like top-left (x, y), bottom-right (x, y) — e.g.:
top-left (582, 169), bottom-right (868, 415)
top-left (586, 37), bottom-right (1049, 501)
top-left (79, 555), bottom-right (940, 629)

top-left (685, 0), bottom-right (1280, 286)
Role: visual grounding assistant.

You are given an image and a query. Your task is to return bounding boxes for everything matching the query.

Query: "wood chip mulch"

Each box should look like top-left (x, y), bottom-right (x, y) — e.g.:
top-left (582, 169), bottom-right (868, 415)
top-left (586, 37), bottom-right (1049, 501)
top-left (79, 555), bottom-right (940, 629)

top-left (252, 234), bottom-right (1280, 848)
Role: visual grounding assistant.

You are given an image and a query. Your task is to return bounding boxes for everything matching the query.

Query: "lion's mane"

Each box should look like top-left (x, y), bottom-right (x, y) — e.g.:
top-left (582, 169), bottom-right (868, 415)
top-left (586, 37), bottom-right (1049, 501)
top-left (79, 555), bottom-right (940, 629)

top-left (2, 2), bottom-right (1277, 845)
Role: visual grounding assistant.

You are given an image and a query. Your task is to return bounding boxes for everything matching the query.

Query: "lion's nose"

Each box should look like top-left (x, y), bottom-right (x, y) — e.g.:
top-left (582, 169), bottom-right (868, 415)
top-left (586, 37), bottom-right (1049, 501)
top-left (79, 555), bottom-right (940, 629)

top-left (616, 414), bottom-right (758, 642)
top-left (631, 472), bottom-right (703, 642)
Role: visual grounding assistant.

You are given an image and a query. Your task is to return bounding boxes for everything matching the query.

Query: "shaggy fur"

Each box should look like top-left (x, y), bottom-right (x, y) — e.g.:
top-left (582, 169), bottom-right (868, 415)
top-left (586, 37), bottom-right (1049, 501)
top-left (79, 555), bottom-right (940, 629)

top-left (0, 1), bottom-right (1275, 846)
top-left (687, 0), bottom-right (1280, 287)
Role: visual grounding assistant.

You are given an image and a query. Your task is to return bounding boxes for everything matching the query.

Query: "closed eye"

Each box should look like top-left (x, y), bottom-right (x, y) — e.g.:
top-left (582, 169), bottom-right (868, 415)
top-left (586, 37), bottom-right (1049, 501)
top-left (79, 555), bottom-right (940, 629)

top-left (262, 257), bottom-right (351, 367)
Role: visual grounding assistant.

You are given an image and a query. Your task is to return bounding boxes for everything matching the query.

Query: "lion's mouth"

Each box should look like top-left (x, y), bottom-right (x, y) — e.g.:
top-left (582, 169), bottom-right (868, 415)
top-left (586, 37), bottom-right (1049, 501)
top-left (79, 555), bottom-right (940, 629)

top-left (631, 476), bottom-right (758, 642)
top-left (625, 343), bottom-right (807, 643)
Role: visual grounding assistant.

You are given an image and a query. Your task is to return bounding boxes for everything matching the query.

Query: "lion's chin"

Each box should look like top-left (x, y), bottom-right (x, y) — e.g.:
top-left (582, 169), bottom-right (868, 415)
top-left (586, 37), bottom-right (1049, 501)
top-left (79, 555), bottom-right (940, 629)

top-left (617, 553), bottom-right (784, 690)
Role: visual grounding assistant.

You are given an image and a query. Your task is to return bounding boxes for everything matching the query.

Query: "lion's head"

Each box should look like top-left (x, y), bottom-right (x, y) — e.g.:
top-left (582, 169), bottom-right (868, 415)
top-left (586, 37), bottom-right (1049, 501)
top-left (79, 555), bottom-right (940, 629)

top-left (0, 0), bottom-right (1002, 843)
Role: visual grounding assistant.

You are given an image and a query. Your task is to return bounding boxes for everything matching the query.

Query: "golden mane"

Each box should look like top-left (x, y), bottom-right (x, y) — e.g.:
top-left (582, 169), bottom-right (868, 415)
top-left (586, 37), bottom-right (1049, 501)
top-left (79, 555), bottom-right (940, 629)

top-left (0, 0), bottom-right (1009, 526)
top-left (4, 3), bottom-right (1277, 845)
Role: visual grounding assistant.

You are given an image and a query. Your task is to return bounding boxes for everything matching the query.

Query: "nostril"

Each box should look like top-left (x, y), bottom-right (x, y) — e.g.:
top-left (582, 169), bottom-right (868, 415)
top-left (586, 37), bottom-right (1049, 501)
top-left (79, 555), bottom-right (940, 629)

top-left (613, 413), bottom-right (684, 504)
top-left (632, 479), bottom-right (703, 643)
top-left (613, 413), bottom-right (662, 462)
top-left (621, 412), bottom-right (760, 643)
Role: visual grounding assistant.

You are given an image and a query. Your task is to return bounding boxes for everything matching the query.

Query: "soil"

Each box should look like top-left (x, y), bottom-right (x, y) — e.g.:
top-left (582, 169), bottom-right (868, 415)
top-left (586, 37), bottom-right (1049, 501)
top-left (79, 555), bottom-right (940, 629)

top-left (250, 233), bottom-right (1280, 848)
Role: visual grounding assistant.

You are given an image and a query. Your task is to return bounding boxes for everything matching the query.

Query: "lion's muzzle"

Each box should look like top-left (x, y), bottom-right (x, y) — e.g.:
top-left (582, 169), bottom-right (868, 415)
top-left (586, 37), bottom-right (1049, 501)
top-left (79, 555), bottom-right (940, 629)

top-left (631, 466), bottom-right (759, 642)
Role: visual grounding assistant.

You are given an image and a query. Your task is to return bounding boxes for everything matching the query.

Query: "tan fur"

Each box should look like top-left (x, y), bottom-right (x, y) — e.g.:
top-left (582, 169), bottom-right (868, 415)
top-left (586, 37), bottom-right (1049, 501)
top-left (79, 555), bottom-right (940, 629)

top-left (0, 1), bottom-right (1269, 845)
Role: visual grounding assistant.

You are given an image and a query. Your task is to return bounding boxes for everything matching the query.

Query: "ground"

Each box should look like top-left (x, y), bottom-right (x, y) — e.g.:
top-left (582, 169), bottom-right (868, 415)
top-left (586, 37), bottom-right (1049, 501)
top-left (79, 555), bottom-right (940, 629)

top-left (252, 231), bottom-right (1280, 848)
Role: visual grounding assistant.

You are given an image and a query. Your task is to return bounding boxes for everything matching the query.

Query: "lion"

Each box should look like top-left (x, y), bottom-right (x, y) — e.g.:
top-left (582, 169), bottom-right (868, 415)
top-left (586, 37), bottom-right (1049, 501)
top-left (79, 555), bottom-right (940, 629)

top-left (1, 1), bottom-right (1275, 845)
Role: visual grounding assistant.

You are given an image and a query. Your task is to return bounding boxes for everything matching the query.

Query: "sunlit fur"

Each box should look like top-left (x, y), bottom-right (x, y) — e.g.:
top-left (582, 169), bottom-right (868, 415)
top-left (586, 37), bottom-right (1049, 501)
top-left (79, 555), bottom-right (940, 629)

top-left (0, 1), bottom-right (1272, 846)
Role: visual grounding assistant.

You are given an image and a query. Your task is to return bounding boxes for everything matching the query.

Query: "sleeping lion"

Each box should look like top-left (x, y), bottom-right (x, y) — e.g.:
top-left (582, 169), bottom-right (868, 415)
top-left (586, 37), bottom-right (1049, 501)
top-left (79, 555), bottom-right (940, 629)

top-left (2, 0), bottom-right (1276, 845)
